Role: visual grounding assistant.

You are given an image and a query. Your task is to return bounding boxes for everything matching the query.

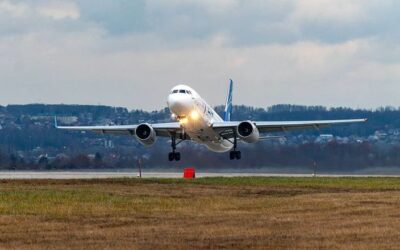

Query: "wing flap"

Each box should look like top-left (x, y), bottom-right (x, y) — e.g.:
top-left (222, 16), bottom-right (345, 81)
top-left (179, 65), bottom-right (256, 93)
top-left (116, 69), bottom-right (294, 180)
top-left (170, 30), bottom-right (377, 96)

top-left (212, 119), bottom-right (367, 133)
top-left (56, 121), bottom-right (181, 137)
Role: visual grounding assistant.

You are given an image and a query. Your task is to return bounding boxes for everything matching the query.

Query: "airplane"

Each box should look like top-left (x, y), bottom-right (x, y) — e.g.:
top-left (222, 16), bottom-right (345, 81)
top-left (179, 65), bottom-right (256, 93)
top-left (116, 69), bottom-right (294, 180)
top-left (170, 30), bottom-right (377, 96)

top-left (56, 80), bottom-right (367, 161)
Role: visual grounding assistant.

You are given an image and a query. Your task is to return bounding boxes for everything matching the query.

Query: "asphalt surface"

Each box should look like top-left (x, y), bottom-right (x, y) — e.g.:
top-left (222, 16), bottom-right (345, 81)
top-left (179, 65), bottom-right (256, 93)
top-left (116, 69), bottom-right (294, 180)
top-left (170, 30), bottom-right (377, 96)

top-left (0, 171), bottom-right (399, 179)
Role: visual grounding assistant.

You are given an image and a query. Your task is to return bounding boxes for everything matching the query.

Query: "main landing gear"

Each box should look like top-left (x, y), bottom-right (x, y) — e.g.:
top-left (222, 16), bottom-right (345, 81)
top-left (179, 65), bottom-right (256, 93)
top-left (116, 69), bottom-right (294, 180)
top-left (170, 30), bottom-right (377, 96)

top-left (169, 151), bottom-right (181, 161)
top-left (169, 135), bottom-right (182, 161)
top-left (229, 133), bottom-right (241, 160)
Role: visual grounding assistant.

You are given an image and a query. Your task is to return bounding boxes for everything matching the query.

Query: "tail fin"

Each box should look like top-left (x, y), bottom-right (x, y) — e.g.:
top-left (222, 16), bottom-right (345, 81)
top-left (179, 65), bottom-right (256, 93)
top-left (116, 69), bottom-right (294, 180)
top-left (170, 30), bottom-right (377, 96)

top-left (224, 79), bottom-right (233, 121)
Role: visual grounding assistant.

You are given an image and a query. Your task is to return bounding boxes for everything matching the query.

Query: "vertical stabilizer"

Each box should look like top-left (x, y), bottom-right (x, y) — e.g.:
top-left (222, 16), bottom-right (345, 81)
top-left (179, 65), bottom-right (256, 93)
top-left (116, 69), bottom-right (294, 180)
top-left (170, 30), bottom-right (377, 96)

top-left (224, 79), bottom-right (233, 121)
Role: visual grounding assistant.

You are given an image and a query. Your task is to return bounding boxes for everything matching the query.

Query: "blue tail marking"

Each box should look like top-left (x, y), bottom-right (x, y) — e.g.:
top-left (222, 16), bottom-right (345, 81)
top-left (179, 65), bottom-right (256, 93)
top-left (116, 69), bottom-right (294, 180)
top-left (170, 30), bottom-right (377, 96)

top-left (224, 79), bottom-right (233, 121)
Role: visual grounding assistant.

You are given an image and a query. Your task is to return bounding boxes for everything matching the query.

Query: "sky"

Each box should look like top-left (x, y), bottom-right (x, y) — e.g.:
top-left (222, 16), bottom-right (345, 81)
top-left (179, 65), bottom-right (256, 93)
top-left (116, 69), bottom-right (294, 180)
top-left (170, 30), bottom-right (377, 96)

top-left (1, 0), bottom-right (400, 110)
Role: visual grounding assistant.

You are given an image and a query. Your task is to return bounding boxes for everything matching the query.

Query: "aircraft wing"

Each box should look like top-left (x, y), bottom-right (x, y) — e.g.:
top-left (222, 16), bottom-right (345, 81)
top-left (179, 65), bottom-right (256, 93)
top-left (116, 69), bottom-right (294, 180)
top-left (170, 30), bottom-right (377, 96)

top-left (212, 119), bottom-right (367, 133)
top-left (55, 119), bottom-right (182, 137)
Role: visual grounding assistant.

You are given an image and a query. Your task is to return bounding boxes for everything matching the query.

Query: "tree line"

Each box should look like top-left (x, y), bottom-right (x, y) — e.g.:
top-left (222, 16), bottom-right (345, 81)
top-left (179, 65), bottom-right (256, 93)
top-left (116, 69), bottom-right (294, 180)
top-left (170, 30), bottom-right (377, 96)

top-left (0, 103), bottom-right (399, 170)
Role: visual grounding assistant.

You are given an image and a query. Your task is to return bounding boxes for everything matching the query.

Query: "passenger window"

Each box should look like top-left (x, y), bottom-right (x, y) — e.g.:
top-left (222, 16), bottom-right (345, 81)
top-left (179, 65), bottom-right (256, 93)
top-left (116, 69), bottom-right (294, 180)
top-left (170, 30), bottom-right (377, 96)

top-left (179, 90), bottom-right (186, 94)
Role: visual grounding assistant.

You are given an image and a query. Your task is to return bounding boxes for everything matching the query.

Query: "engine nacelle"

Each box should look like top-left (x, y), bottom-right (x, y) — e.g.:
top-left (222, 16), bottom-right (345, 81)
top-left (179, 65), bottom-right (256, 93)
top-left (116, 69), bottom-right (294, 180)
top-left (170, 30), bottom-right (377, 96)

top-left (135, 123), bottom-right (157, 146)
top-left (237, 121), bottom-right (260, 143)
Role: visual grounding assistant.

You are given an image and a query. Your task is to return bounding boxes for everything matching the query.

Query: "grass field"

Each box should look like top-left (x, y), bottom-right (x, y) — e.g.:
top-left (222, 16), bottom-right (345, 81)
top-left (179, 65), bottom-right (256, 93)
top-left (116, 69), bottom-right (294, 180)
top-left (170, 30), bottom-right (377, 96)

top-left (1, 177), bottom-right (400, 249)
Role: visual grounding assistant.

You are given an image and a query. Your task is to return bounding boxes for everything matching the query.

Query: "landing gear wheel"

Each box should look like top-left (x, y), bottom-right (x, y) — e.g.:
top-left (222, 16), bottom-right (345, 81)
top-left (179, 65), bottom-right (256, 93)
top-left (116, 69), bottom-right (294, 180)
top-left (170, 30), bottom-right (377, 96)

top-left (236, 151), bottom-right (241, 160)
top-left (168, 153), bottom-right (175, 162)
top-left (230, 151), bottom-right (235, 160)
top-left (175, 152), bottom-right (181, 161)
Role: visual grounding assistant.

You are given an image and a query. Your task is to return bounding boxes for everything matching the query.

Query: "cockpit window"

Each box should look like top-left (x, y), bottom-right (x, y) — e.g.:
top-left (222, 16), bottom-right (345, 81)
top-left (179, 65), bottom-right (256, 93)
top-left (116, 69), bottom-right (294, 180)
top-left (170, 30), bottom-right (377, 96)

top-left (173, 89), bottom-right (191, 94)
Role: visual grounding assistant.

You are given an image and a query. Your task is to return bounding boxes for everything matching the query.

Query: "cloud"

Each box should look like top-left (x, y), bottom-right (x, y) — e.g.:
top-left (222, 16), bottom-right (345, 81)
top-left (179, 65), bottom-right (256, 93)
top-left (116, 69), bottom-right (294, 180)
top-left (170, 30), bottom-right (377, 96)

top-left (0, 0), bottom-right (84, 37)
top-left (36, 1), bottom-right (80, 20)
top-left (0, 0), bottom-right (400, 110)
top-left (97, 0), bottom-right (398, 47)
top-left (0, 0), bottom-right (29, 17)
top-left (292, 0), bottom-right (366, 23)
top-left (1, 29), bottom-right (398, 110)
top-left (2, 0), bottom-right (398, 46)
top-left (76, 0), bottom-right (147, 35)
top-left (0, 0), bottom-right (80, 20)
top-left (148, 0), bottom-right (239, 14)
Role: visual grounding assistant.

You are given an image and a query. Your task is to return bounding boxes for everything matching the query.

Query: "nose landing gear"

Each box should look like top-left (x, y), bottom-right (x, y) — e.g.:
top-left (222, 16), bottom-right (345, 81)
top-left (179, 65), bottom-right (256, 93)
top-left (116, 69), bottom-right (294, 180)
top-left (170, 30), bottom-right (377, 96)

top-left (169, 152), bottom-right (181, 161)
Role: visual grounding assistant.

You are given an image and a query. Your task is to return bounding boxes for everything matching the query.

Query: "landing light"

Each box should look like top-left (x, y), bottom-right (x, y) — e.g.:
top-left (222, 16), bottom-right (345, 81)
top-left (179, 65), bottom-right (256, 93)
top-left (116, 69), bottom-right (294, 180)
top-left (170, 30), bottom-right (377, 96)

top-left (180, 118), bottom-right (188, 124)
top-left (190, 111), bottom-right (199, 120)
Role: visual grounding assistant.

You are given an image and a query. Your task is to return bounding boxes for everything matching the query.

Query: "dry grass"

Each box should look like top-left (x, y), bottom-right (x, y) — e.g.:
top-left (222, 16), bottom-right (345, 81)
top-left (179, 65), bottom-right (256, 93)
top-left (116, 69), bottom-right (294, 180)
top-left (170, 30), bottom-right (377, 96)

top-left (1, 177), bottom-right (400, 249)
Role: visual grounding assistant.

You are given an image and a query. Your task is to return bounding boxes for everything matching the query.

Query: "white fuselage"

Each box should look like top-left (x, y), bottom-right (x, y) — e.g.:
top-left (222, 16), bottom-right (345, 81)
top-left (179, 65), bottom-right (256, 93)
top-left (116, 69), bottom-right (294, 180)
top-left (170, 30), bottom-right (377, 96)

top-left (167, 85), bottom-right (233, 152)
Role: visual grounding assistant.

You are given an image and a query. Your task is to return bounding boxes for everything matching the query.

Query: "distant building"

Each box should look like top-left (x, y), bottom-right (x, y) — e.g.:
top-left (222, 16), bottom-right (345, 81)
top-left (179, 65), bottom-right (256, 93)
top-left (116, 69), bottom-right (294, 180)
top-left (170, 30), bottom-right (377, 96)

top-left (58, 116), bottom-right (79, 125)
top-left (55, 153), bottom-right (70, 160)
top-left (98, 118), bottom-right (114, 125)
top-left (37, 154), bottom-right (52, 164)
top-left (87, 154), bottom-right (96, 160)
top-left (336, 137), bottom-right (350, 144)
top-left (104, 140), bottom-right (114, 149)
top-left (30, 116), bottom-right (52, 121)
top-left (374, 131), bottom-right (387, 139)
top-left (315, 134), bottom-right (334, 144)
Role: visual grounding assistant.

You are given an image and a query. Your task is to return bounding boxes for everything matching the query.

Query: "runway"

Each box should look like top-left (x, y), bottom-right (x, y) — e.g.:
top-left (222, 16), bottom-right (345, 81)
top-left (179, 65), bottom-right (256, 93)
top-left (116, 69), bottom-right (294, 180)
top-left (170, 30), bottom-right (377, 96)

top-left (0, 171), bottom-right (399, 179)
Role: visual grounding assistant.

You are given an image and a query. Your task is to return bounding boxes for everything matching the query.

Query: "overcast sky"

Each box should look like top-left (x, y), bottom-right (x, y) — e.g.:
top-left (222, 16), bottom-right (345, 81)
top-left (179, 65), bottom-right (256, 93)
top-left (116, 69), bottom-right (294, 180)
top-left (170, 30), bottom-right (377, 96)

top-left (1, 0), bottom-right (399, 110)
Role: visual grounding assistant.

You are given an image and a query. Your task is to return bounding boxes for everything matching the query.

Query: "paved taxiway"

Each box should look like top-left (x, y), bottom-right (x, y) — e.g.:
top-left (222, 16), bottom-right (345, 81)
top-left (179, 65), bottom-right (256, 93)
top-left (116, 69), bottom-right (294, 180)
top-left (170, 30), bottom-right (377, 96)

top-left (0, 171), bottom-right (399, 179)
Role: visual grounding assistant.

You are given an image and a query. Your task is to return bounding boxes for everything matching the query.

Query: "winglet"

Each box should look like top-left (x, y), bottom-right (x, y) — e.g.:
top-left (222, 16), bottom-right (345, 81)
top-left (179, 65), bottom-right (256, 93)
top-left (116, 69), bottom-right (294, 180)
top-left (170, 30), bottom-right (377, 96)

top-left (54, 116), bottom-right (58, 128)
top-left (224, 79), bottom-right (233, 121)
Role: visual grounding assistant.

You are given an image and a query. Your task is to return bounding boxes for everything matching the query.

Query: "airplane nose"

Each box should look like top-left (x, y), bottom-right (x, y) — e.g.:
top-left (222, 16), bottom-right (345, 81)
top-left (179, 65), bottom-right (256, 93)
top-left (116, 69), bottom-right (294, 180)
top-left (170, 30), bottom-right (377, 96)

top-left (168, 94), bottom-right (193, 116)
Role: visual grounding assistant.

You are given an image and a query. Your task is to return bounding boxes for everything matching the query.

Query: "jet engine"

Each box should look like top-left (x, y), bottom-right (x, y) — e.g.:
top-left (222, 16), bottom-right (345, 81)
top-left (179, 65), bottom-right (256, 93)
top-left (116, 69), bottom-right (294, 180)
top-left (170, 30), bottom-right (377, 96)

top-left (237, 121), bottom-right (260, 143)
top-left (135, 123), bottom-right (157, 146)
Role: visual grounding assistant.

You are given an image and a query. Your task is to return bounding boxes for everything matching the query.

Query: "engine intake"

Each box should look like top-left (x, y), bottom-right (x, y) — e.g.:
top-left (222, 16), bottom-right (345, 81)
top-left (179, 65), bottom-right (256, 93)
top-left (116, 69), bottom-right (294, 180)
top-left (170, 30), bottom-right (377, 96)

top-left (135, 123), bottom-right (157, 146)
top-left (237, 121), bottom-right (259, 143)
